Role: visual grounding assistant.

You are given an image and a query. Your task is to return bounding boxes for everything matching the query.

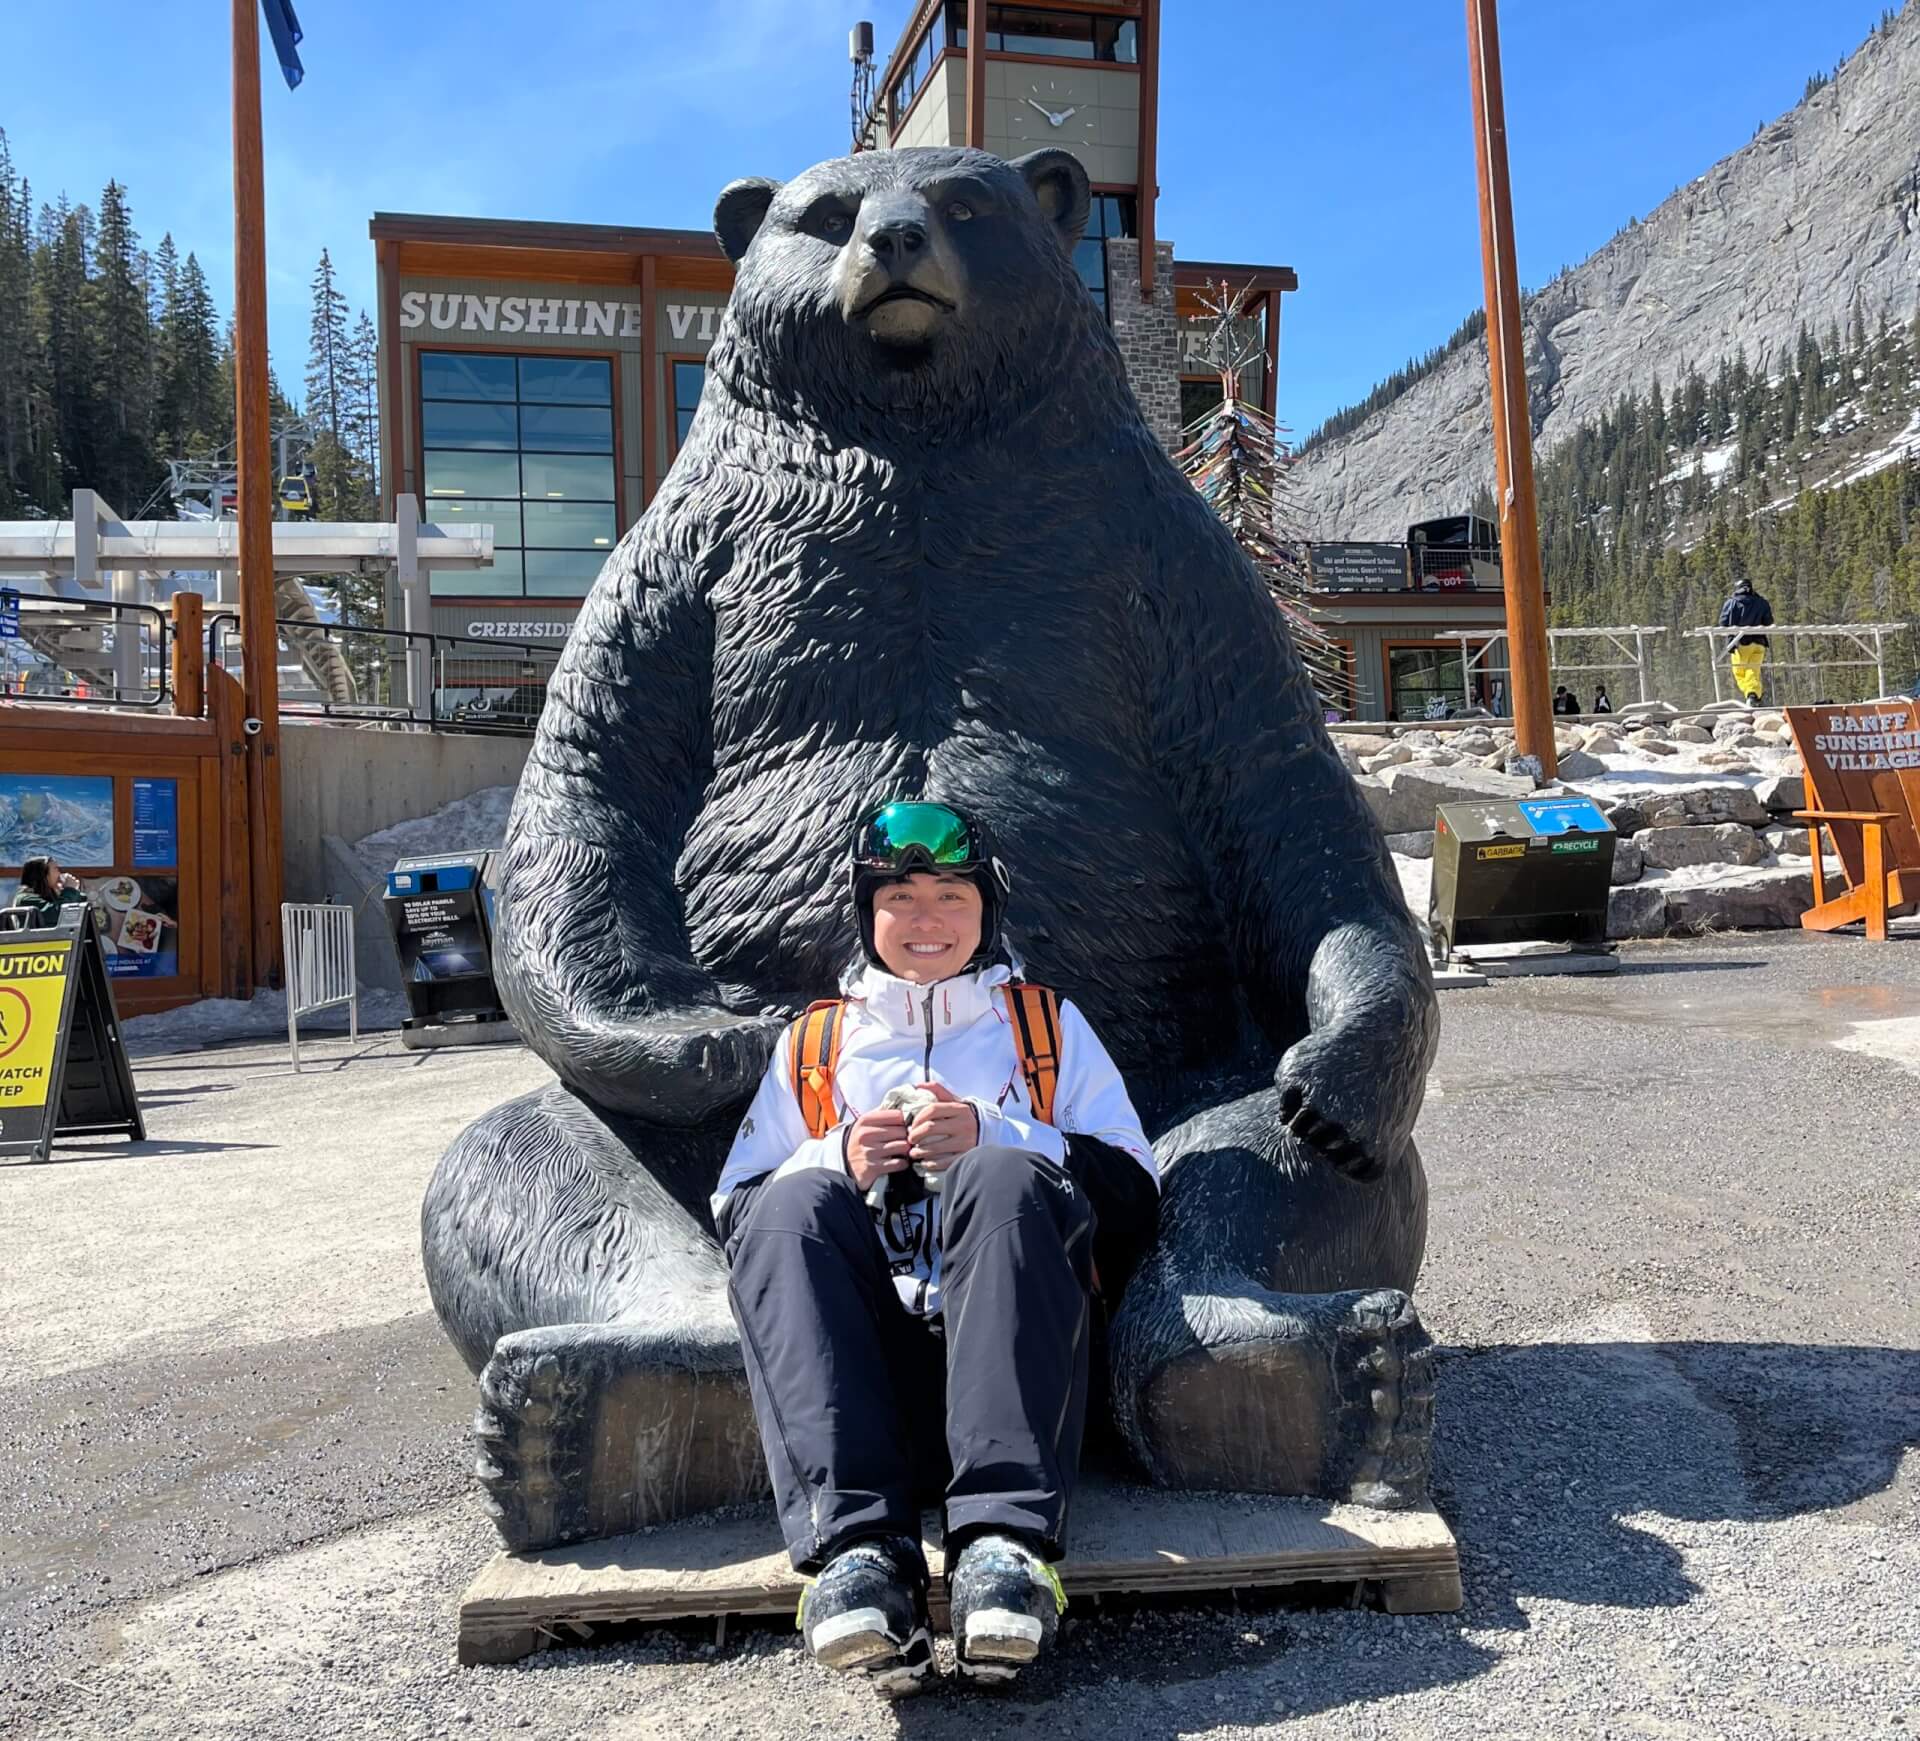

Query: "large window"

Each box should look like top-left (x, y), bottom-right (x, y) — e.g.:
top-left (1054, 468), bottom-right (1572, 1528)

top-left (421, 350), bottom-right (619, 599)
top-left (671, 360), bottom-right (706, 455)
top-left (1386, 646), bottom-right (1465, 723)
top-left (887, 3), bottom-right (1139, 129)
top-left (1076, 194), bottom-right (1136, 314)
top-left (955, 5), bottom-right (1138, 61)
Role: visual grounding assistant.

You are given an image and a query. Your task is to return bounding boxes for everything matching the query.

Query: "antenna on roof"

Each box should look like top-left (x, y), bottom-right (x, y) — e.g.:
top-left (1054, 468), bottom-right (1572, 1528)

top-left (849, 21), bottom-right (876, 151)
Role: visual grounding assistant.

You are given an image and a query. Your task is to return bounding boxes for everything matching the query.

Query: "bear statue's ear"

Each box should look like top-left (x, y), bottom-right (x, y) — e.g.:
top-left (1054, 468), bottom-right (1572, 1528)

top-left (1009, 149), bottom-right (1091, 254)
top-left (714, 178), bottom-right (782, 264)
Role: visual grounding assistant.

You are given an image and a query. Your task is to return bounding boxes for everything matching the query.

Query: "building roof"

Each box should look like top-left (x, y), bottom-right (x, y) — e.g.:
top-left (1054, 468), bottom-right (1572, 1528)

top-left (370, 212), bottom-right (723, 256)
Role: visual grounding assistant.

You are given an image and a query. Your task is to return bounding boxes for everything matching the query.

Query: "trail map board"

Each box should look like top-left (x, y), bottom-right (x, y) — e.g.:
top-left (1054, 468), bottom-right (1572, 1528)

top-left (0, 907), bottom-right (145, 1161)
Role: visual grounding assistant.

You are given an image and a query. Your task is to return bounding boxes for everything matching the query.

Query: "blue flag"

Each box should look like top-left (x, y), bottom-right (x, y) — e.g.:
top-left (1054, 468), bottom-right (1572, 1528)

top-left (261, 0), bottom-right (304, 90)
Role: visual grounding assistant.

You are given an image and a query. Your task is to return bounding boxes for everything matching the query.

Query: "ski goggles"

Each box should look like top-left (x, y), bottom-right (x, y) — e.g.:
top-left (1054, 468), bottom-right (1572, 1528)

top-left (853, 802), bottom-right (982, 874)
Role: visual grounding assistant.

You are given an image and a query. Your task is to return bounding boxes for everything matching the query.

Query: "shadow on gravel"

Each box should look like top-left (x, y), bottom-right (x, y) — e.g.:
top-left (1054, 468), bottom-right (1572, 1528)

top-left (4, 1137), bottom-right (276, 1167)
top-left (483, 1339), bottom-right (1918, 1735)
top-left (1431, 1338), bottom-right (1920, 1634)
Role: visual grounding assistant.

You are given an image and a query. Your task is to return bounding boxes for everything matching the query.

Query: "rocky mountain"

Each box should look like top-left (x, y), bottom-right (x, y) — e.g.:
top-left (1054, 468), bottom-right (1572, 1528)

top-left (1293, 3), bottom-right (1920, 540)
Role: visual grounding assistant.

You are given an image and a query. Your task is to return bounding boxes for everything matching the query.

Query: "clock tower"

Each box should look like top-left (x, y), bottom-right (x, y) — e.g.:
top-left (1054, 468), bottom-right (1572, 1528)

top-left (864, 0), bottom-right (1292, 451)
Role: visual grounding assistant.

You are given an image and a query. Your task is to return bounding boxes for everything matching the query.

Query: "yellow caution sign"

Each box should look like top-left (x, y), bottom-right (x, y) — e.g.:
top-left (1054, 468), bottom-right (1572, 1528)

top-left (0, 911), bottom-right (142, 1160)
top-left (0, 938), bottom-right (73, 1114)
top-left (1476, 843), bottom-right (1526, 861)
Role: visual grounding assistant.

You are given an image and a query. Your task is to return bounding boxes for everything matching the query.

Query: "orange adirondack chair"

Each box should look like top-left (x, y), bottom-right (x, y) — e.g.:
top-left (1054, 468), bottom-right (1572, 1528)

top-left (1783, 701), bottom-right (1920, 942)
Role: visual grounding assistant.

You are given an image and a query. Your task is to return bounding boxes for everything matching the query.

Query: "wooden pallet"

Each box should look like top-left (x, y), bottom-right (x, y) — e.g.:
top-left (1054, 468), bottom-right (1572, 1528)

top-left (457, 1484), bottom-right (1462, 1665)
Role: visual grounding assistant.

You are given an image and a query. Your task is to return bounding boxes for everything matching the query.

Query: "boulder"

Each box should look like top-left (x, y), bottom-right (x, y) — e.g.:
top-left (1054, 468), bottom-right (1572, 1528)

top-left (1607, 883), bottom-right (1669, 940)
top-left (1605, 801), bottom-right (1647, 834)
top-left (1610, 837), bottom-right (1644, 884)
top-left (1365, 762), bottom-right (1539, 834)
top-left (1581, 730), bottom-right (1624, 755)
top-left (1727, 733), bottom-right (1771, 750)
top-left (1755, 773), bottom-right (1805, 813)
top-left (1663, 868), bottom-right (1816, 934)
top-left (1479, 749), bottom-right (1511, 771)
top-left (1361, 745), bottom-right (1413, 774)
top-left (1697, 754), bottom-right (1756, 773)
top-left (1451, 731), bottom-right (1498, 758)
top-left (1670, 724), bottom-right (1713, 744)
top-left (1386, 830), bottom-right (1435, 859)
top-left (1628, 719), bottom-right (1671, 739)
top-left (1555, 748), bottom-right (1609, 780)
top-left (1627, 733), bottom-right (1680, 757)
top-left (1639, 783), bottom-right (1769, 828)
top-left (1635, 822), bottom-right (1770, 870)
top-left (1764, 824), bottom-right (1811, 858)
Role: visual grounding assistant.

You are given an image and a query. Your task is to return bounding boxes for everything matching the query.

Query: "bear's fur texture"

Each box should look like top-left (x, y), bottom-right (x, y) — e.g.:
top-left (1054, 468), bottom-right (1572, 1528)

top-left (422, 146), bottom-right (1439, 1553)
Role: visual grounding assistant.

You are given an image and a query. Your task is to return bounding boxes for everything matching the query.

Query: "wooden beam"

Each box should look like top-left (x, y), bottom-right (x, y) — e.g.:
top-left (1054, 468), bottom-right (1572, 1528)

top-left (965, 0), bottom-right (987, 146)
top-left (377, 238), bottom-right (405, 508)
top-left (1137, 0), bottom-right (1159, 295)
top-left (170, 590), bottom-right (204, 719)
top-left (640, 253), bottom-right (659, 508)
top-left (231, 0), bottom-right (285, 987)
top-left (1465, 0), bottom-right (1554, 778)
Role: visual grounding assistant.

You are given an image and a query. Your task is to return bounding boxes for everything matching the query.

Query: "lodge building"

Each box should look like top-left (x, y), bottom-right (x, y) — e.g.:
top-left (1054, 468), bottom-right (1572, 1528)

top-left (370, 0), bottom-right (1506, 722)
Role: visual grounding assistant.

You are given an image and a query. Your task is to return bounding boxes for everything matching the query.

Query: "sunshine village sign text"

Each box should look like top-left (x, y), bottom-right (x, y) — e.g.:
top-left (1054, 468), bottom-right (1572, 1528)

top-left (399, 293), bottom-right (723, 343)
top-left (1808, 708), bottom-right (1920, 773)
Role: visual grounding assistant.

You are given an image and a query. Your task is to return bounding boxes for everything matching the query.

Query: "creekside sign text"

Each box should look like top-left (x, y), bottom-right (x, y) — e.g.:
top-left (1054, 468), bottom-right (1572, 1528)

top-left (400, 293), bottom-right (723, 343)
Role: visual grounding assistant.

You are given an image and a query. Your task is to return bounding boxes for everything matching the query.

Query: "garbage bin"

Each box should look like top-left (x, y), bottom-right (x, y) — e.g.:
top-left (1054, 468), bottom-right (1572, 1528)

top-left (1429, 796), bottom-right (1616, 961)
top-left (382, 850), bottom-right (517, 1047)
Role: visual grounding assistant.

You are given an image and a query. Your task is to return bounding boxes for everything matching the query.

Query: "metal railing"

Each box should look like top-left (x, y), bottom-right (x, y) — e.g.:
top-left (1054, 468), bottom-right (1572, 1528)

top-left (208, 615), bottom-right (560, 735)
top-left (283, 901), bottom-right (357, 1071)
top-left (0, 595), bottom-right (171, 708)
top-left (1407, 543), bottom-right (1502, 592)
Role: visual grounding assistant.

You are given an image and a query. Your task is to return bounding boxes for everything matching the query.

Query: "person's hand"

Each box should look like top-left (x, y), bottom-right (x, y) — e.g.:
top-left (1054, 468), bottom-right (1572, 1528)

top-left (907, 1081), bottom-right (980, 1172)
top-left (58, 874), bottom-right (81, 892)
top-left (846, 1108), bottom-right (911, 1191)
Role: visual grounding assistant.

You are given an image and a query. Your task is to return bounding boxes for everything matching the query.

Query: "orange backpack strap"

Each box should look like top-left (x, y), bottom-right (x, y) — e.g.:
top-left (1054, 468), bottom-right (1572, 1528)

top-left (1004, 982), bottom-right (1062, 1125)
top-left (788, 1000), bottom-right (846, 1140)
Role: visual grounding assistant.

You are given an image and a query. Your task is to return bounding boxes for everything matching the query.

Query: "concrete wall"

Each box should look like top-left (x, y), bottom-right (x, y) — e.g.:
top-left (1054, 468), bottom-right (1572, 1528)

top-left (280, 720), bottom-right (529, 905)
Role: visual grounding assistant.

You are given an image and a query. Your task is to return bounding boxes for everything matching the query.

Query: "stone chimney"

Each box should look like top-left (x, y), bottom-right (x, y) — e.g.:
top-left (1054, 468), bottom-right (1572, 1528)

top-left (1104, 237), bottom-right (1181, 451)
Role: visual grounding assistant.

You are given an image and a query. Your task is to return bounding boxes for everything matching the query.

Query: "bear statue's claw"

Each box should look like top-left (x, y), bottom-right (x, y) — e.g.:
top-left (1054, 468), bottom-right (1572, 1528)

top-left (1112, 1277), bottom-right (1434, 1510)
top-left (473, 1322), bottom-right (770, 1553)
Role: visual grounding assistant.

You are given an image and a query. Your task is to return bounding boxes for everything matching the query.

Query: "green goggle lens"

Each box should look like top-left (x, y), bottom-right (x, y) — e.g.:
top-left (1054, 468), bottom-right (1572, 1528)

top-left (857, 802), bottom-right (976, 868)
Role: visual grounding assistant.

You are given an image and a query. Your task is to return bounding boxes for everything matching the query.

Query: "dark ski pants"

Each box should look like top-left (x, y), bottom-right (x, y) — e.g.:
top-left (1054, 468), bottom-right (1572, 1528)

top-left (725, 1147), bottom-right (1096, 1573)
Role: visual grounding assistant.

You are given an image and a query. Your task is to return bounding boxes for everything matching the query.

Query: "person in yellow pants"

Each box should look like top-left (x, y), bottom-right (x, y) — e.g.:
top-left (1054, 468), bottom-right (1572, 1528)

top-left (1719, 578), bottom-right (1774, 706)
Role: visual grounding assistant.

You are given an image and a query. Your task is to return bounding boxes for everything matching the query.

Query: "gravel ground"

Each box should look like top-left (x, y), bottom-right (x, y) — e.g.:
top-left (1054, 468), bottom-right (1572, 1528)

top-left (3, 935), bottom-right (1917, 1741)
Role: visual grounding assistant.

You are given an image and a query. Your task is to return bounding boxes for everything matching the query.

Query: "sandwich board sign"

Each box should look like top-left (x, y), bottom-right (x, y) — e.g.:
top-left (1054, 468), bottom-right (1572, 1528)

top-left (0, 905), bottom-right (145, 1161)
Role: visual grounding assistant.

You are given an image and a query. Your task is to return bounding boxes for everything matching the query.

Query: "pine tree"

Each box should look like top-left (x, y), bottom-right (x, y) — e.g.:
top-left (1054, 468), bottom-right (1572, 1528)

top-left (33, 196), bottom-right (97, 503)
top-left (88, 179), bottom-right (160, 510)
top-left (169, 252), bottom-right (223, 452)
top-left (1177, 283), bottom-right (1348, 714)
top-left (304, 248), bottom-right (358, 518)
top-left (348, 309), bottom-right (380, 506)
top-left (0, 129), bottom-right (38, 513)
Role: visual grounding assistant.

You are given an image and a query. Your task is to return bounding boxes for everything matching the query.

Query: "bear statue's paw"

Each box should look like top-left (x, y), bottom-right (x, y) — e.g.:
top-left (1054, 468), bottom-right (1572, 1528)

top-left (474, 1321), bottom-right (770, 1553)
top-left (1113, 1277), bottom-right (1433, 1510)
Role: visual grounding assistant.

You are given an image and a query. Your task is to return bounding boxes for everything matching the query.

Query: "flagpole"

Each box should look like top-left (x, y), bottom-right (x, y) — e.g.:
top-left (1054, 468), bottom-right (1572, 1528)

top-left (232, 0), bottom-right (285, 987)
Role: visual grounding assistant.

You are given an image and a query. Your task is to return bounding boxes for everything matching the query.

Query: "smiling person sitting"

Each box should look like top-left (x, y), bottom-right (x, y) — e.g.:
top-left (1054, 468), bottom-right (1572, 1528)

top-left (714, 799), bottom-right (1159, 1696)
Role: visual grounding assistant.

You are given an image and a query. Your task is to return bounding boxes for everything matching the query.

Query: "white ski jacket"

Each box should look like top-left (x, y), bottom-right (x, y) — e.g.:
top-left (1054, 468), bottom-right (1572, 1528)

top-left (713, 962), bottom-right (1156, 1315)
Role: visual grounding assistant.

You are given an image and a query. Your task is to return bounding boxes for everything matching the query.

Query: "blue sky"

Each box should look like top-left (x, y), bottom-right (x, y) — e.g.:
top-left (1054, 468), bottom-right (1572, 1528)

top-left (2, 0), bottom-right (1900, 440)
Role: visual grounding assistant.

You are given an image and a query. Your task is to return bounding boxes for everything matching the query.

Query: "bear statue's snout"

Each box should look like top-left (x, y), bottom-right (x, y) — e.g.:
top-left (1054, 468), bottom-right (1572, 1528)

top-left (840, 189), bottom-right (961, 349)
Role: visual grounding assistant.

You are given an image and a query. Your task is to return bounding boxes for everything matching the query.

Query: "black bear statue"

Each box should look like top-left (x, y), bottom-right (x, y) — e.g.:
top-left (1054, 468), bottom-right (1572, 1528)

top-left (422, 144), bottom-right (1439, 1553)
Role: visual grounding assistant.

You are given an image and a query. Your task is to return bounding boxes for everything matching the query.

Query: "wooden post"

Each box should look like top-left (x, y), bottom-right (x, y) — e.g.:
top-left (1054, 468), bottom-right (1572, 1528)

top-left (170, 590), bottom-right (205, 719)
top-left (232, 0), bottom-right (286, 986)
top-left (964, 0), bottom-right (987, 147)
top-left (1465, 0), bottom-right (1555, 778)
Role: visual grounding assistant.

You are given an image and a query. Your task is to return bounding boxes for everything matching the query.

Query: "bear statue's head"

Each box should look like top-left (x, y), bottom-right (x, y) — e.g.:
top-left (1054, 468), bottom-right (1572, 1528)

top-left (707, 146), bottom-right (1113, 446)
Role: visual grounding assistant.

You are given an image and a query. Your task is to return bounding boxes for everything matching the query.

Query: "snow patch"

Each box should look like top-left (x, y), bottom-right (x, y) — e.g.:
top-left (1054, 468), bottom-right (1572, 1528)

top-left (353, 785), bottom-right (516, 870)
top-left (121, 985), bottom-right (408, 1055)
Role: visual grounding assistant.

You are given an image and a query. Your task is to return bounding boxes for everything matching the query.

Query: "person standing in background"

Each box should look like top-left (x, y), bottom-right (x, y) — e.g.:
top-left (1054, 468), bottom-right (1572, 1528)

top-left (1718, 577), bottom-right (1774, 707)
